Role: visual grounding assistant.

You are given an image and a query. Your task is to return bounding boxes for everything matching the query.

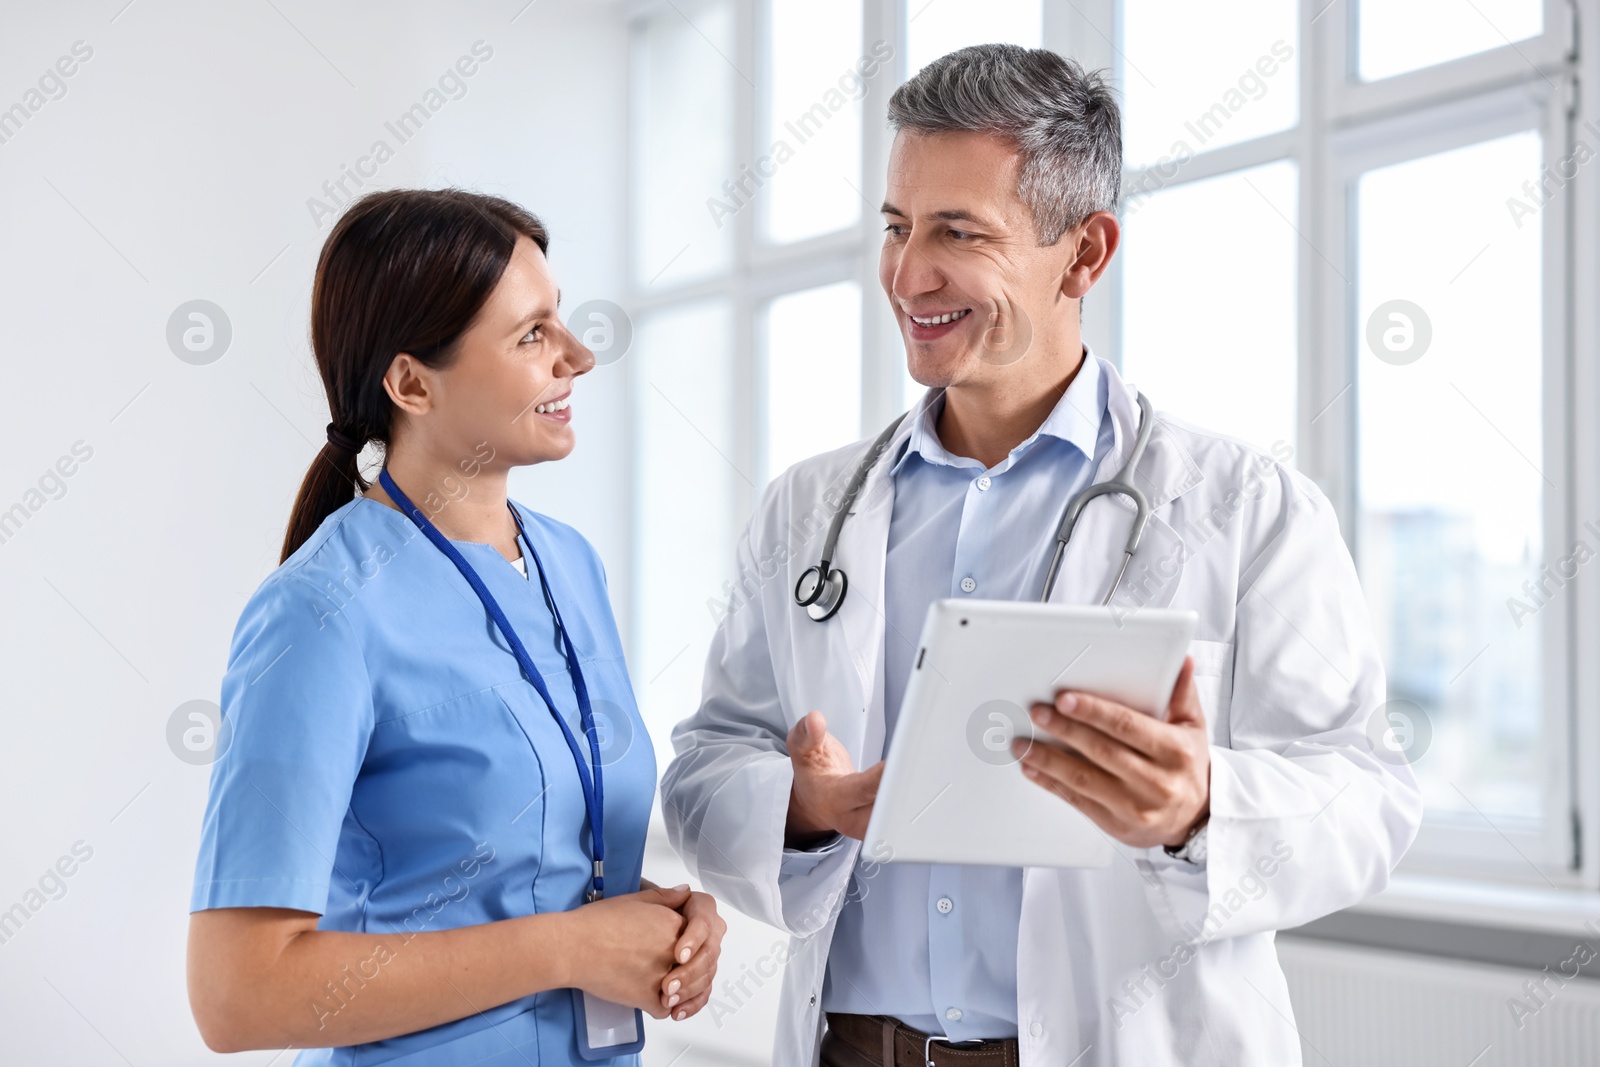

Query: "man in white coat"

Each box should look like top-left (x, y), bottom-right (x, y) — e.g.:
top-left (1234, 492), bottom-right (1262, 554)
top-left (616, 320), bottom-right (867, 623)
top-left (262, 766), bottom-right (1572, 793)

top-left (661, 44), bottom-right (1422, 1067)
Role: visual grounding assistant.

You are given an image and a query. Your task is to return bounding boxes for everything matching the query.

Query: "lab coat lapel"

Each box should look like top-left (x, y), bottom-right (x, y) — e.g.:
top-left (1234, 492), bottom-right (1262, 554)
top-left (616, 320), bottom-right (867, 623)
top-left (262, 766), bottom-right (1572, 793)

top-left (824, 420), bottom-right (912, 767)
top-left (1044, 360), bottom-right (1202, 614)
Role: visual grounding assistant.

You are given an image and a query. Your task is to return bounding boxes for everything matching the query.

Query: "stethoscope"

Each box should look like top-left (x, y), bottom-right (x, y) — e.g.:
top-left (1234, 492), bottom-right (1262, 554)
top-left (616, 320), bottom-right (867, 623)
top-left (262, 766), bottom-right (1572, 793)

top-left (793, 390), bottom-right (1156, 622)
top-left (378, 467), bottom-right (609, 903)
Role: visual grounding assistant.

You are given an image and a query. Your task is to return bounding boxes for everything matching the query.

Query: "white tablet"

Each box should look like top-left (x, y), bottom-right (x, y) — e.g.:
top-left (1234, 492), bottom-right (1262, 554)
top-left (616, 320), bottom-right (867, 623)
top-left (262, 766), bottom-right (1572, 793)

top-left (864, 599), bottom-right (1198, 869)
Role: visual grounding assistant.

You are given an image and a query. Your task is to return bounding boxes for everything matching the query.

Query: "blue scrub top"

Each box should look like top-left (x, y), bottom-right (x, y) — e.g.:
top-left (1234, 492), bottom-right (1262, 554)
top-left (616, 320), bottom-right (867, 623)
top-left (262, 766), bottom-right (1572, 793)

top-left (191, 494), bottom-right (656, 1066)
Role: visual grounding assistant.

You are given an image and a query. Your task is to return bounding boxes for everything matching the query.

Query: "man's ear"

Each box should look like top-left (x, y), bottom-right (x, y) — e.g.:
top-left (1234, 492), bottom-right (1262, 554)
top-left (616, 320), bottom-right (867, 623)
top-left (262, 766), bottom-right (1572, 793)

top-left (1057, 211), bottom-right (1121, 301)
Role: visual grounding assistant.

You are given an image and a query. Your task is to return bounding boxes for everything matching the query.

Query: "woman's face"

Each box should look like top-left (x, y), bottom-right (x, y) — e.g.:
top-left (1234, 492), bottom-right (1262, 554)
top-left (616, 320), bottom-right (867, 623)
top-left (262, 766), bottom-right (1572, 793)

top-left (391, 233), bottom-right (595, 470)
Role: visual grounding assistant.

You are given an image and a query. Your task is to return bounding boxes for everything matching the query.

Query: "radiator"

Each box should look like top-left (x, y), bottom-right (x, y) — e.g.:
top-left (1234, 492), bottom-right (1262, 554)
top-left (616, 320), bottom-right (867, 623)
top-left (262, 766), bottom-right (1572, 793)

top-left (1277, 935), bottom-right (1600, 1066)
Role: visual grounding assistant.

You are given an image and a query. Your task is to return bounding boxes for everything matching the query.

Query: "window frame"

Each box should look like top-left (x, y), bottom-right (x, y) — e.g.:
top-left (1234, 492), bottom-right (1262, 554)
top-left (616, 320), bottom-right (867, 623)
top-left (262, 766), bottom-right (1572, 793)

top-left (624, 0), bottom-right (1596, 892)
top-left (1088, 0), bottom-right (1585, 886)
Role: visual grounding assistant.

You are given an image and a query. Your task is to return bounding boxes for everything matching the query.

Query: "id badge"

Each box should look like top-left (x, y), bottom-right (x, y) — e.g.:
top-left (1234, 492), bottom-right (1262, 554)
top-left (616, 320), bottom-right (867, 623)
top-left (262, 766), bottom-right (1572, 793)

top-left (572, 988), bottom-right (645, 1060)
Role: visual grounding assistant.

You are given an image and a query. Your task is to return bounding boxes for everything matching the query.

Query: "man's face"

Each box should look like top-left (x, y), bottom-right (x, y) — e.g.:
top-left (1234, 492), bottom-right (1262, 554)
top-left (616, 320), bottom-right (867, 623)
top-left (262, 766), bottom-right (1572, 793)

top-left (878, 129), bottom-right (1073, 392)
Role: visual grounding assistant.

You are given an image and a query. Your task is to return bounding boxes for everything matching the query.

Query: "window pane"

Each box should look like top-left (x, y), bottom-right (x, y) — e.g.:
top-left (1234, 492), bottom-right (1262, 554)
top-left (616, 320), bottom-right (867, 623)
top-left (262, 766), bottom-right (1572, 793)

top-left (1356, 130), bottom-right (1544, 822)
top-left (905, 0), bottom-right (1040, 78)
top-left (1121, 1), bottom-right (1298, 168)
top-left (763, 281), bottom-right (862, 481)
top-left (761, 0), bottom-right (865, 244)
top-left (1120, 160), bottom-right (1297, 456)
top-left (632, 1), bottom-right (736, 288)
top-left (1359, 0), bottom-right (1542, 82)
top-left (633, 300), bottom-right (739, 769)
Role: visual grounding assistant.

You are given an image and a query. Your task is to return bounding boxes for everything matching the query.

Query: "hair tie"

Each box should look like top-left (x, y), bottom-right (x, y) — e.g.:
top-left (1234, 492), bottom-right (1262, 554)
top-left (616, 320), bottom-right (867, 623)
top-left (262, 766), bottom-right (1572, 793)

top-left (325, 422), bottom-right (364, 454)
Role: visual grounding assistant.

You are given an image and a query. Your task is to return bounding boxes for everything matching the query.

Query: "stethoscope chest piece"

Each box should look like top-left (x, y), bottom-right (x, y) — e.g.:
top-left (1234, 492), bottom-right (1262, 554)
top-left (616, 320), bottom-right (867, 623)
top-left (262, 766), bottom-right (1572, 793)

top-left (794, 565), bottom-right (848, 622)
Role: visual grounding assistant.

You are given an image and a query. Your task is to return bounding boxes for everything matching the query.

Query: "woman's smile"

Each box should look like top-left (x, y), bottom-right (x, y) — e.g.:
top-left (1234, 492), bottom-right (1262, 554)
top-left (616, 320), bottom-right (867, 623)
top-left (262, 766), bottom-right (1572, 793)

top-left (534, 390), bottom-right (572, 423)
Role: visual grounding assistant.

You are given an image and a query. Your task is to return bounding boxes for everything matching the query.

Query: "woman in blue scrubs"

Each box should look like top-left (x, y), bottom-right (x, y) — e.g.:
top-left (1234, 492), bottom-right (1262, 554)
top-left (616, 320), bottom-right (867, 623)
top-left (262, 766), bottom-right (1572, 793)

top-left (186, 189), bottom-right (725, 1066)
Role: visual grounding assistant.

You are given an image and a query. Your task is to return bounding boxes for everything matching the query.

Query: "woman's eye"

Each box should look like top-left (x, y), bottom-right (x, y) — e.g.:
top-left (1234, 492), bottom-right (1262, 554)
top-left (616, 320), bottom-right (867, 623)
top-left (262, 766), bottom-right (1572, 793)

top-left (521, 325), bottom-right (543, 344)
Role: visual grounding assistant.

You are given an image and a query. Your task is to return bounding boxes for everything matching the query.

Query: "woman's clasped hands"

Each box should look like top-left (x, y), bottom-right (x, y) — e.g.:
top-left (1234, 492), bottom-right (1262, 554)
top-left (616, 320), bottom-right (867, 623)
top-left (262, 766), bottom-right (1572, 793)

top-left (563, 883), bottom-right (726, 1021)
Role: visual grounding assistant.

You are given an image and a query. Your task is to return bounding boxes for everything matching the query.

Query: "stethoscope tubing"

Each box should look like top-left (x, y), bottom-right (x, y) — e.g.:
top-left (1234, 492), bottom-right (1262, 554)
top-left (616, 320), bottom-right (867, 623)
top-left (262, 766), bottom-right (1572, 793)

top-left (797, 389), bottom-right (1156, 618)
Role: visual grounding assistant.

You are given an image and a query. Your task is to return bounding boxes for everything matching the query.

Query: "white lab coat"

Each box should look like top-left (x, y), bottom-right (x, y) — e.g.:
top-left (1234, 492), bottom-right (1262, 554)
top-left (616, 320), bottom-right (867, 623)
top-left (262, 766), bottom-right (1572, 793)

top-left (660, 354), bottom-right (1423, 1067)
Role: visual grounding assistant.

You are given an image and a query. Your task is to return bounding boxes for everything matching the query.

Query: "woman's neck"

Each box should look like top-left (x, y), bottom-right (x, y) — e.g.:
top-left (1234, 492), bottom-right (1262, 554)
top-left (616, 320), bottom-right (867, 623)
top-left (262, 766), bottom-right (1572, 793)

top-left (364, 451), bottom-right (521, 561)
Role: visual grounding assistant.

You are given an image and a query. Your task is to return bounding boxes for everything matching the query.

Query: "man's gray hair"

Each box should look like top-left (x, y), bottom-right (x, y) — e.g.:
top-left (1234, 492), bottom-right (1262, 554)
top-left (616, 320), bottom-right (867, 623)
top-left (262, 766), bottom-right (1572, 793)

top-left (886, 44), bottom-right (1122, 246)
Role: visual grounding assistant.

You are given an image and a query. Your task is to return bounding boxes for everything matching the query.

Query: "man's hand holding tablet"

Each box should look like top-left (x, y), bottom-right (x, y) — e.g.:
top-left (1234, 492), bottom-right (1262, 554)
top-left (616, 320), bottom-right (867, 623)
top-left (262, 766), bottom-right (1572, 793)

top-left (1014, 655), bottom-right (1212, 850)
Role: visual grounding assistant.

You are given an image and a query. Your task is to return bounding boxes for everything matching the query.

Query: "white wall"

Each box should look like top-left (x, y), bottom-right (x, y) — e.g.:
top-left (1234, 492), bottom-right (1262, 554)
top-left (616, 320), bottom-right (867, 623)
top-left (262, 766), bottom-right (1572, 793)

top-left (0, 2), bottom-right (633, 1062)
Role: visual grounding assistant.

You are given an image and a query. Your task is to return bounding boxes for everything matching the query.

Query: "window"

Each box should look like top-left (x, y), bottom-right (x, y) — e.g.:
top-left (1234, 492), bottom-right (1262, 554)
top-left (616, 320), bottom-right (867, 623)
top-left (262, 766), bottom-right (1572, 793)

top-left (761, 0), bottom-right (865, 244)
top-left (761, 281), bottom-right (863, 481)
top-left (904, 0), bottom-right (1041, 77)
top-left (631, 1), bottom-right (737, 288)
top-left (1357, 0), bottom-right (1543, 82)
top-left (1107, 0), bottom-right (1579, 879)
top-left (631, 299), bottom-right (740, 770)
top-left (1120, 159), bottom-right (1298, 455)
top-left (628, 0), bottom-right (1588, 893)
top-left (1119, 0), bottom-right (1299, 167)
top-left (628, 0), bottom-right (1046, 679)
top-left (1355, 132), bottom-right (1546, 825)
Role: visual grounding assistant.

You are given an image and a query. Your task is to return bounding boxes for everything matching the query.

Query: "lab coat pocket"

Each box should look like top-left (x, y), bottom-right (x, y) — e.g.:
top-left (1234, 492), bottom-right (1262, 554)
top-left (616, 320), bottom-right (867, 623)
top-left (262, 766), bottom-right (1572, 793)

top-left (1185, 638), bottom-right (1234, 747)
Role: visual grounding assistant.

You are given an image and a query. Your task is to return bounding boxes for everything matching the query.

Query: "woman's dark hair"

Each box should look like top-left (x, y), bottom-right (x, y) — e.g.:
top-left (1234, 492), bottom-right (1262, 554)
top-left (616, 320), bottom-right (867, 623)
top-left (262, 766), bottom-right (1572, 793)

top-left (280, 188), bottom-right (549, 563)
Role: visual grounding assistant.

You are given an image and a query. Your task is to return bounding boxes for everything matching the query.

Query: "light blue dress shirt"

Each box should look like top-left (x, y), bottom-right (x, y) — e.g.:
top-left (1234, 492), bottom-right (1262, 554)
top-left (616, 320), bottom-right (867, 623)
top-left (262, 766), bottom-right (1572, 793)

top-left (810, 353), bottom-right (1113, 1040)
top-left (191, 494), bottom-right (655, 1067)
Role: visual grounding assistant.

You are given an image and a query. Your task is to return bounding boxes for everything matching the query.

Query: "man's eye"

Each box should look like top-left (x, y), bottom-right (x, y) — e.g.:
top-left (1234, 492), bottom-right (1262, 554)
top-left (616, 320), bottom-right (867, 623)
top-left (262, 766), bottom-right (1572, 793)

top-left (882, 223), bottom-right (907, 236)
top-left (947, 229), bottom-right (971, 241)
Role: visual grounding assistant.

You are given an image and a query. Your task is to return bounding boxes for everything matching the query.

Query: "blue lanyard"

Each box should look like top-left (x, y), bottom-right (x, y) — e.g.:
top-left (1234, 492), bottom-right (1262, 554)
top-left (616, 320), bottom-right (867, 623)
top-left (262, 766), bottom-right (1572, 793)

top-left (378, 468), bottom-right (606, 902)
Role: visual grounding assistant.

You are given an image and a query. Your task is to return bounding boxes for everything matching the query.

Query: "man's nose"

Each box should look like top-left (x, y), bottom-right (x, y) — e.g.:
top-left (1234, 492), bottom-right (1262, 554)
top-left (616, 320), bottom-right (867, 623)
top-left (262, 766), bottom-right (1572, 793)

top-left (890, 238), bottom-right (944, 302)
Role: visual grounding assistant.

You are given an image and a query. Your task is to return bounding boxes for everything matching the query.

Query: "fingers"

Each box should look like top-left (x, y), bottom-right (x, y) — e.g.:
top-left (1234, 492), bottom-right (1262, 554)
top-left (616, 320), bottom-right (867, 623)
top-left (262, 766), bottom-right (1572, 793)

top-left (1014, 737), bottom-right (1127, 813)
top-left (660, 951), bottom-right (715, 1004)
top-left (1019, 753), bottom-right (1124, 835)
top-left (1017, 709), bottom-right (1211, 848)
top-left (660, 938), bottom-right (718, 1014)
top-left (837, 800), bottom-right (877, 840)
top-left (635, 883), bottom-right (692, 911)
top-left (673, 914), bottom-right (709, 966)
top-left (673, 892), bottom-right (725, 964)
top-left (1050, 689), bottom-right (1176, 761)
top-left (1028, 704), bottom-right (1154, 785)
top-left (847, 761), bottom-right (885, 808)
top-left (670, 987), bottom-right (712, 1021)
top-left (1163, 656), bottom-right (1207, 728)
top-left (785, 710), bottom-right (828, 757)
top-left (830, 762), bottom-right (885, 839)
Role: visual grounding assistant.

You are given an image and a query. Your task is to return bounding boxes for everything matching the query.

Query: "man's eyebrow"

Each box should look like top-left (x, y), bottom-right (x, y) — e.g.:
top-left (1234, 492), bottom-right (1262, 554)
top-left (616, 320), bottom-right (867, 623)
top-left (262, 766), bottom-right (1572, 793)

top-left (879, 202), bottom-right (995, 227)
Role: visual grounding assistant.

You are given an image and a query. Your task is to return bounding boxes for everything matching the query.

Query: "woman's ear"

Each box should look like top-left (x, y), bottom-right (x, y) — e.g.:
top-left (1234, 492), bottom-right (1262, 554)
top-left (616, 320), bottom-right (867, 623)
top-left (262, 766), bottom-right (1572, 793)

top-left (383, 352), bottom-right (435, 418)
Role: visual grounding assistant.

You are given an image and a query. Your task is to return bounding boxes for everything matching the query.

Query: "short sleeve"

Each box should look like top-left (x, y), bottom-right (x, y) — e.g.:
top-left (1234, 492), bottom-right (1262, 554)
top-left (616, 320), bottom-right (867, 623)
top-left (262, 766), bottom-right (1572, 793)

top-left (190, 574), bottom-right (375, 914)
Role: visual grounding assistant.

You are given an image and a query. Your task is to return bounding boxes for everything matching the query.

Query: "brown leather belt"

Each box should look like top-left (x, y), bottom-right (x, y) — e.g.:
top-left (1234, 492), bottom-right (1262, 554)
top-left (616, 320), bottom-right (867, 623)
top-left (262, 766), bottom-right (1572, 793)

top-left (824, 1012), bottom-right (1019, 1067)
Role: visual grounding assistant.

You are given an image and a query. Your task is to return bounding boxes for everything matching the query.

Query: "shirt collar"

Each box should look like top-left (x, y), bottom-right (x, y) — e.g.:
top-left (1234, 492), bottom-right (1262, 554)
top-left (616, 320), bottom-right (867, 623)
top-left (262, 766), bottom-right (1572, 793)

top-left (890, 346), bottom-right (1105, 476)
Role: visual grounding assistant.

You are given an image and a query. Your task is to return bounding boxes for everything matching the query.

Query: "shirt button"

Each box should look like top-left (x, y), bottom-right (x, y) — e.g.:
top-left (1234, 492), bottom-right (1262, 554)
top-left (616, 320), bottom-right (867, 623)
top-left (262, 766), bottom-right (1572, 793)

top-left (976, 476), bottom-right (992, 491)
top-left (1030, 1021), bottom-right (1044, 1037)
top-left (936, 896), bottom-right (954, 914)
top-left (946, 1007), bottom-right (963, 1022)
top-left (960, 577), bottom-right (976, 593)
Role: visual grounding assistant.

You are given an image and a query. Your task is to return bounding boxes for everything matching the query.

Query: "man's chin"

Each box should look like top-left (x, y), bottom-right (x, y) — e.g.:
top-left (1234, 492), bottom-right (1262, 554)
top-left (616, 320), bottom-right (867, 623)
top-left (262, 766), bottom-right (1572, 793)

top-left (904, 349), bottom-right (977, 393)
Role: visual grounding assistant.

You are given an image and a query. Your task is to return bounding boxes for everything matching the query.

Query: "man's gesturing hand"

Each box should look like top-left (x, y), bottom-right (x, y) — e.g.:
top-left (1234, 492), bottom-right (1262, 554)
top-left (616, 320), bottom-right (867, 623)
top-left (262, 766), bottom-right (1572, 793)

top-left (1012, 655), bottom-right (1211, 849)
top-left (785, 710), bottom-right (885, 847)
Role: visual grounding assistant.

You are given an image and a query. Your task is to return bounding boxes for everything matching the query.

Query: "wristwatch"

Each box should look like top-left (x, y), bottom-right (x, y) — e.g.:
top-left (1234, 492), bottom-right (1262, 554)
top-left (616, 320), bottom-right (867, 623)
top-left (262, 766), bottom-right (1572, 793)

top-left (1162, 819), bottom-right (1208, 865)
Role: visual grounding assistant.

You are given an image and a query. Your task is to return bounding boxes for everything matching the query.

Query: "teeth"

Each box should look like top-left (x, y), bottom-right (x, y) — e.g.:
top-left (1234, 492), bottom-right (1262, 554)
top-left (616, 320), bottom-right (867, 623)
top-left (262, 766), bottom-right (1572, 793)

top-left (535, 396), bottom-right (570, 414)
top-left (910, 308), bottom-right (971, 326)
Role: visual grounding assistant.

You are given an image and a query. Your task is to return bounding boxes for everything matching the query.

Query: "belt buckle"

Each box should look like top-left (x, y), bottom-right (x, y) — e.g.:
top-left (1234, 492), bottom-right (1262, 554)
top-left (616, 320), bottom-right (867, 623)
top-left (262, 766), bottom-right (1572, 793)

top-left (923, 1034), bottom-right (986, 1066)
